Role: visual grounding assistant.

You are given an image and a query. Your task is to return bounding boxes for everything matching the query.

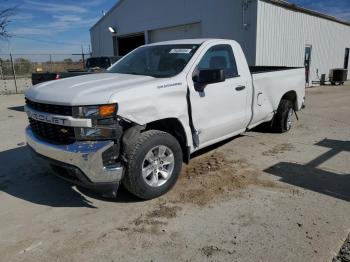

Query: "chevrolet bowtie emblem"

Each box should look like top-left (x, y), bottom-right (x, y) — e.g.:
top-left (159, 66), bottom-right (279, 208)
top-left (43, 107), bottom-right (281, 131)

top-left (60, 128), bottom-right (69, 134)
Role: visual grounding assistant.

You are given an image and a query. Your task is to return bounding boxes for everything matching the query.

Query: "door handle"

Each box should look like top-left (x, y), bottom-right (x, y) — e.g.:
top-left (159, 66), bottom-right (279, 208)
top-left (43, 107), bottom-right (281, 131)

top-left (235, 85), bottom-right (246, 91)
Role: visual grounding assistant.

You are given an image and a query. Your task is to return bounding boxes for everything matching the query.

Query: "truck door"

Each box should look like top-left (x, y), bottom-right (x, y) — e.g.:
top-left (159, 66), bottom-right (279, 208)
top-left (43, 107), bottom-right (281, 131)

top-left (187, 44), bottom-right (249, 148)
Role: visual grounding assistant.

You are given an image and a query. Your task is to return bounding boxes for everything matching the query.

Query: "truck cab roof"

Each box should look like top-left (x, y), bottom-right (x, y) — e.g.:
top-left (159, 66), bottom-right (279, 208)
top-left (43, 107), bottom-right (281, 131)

top-left (147, 38), bottom-right (239, 46)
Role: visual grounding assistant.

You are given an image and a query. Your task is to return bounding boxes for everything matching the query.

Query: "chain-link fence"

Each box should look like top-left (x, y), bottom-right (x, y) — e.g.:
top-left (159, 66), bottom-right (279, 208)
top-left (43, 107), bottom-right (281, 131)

top-left (0, 53), bottom-right (90, 94)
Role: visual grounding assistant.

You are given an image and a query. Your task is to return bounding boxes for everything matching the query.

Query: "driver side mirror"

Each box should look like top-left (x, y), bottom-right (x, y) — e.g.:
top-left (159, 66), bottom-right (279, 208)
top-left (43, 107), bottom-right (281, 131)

top-left (193, 69), bottom-right (226, 92)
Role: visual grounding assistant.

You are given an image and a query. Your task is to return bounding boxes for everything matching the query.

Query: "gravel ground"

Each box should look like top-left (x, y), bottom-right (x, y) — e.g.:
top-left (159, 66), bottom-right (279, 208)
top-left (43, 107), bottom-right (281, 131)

top-left (0, 83), bottom-right (349, 262)
top-left (333, 234), bottom-right (350, 262)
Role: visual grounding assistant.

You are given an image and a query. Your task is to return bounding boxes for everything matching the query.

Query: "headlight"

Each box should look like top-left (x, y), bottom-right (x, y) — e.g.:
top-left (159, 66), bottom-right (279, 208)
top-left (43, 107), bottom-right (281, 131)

top-left (75, 127), bottom-right (119, 140)
top-left (74, 103), bottom-right (121, 140)
top-left (76, 104), bottom-right (117, 119)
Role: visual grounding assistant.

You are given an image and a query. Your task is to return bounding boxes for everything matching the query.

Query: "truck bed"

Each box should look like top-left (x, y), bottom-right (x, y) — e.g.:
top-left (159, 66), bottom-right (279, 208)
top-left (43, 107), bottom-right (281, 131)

top-left (248, 67), bottom-right (305, 129)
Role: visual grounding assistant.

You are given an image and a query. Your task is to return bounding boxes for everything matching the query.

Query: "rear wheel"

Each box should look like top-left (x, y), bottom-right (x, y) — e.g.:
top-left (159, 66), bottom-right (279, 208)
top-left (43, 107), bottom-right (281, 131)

top-left (122, 130), bottom-right (183, 200)
top-left (273, 99), bottom-right (294, 133)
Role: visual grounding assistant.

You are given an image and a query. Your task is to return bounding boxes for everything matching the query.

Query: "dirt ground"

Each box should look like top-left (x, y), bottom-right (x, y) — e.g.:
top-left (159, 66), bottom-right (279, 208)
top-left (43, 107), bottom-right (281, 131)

top-left (0, 83), bottom-right (349, 262)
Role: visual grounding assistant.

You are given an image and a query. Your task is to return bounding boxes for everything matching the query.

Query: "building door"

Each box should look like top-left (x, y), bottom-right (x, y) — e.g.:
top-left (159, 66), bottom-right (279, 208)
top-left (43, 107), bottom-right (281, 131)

top-left (344, 48), bottom-right (349, 69)
top-left (117, 34), bottom-right (145, 56)
top-left (149, 23), bottom-right (201, 43)
top-left (304, 45), bottom-right (312, 84)
top-left (112, 36), bottom-right (118, 57)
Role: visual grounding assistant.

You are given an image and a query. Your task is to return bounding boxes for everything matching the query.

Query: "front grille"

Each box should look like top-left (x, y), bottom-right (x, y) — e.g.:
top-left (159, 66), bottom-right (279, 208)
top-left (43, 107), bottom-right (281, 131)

top-left (29, 118), bottom-right (75, 144)
top-left (25, 98), bottom-right (73, 116)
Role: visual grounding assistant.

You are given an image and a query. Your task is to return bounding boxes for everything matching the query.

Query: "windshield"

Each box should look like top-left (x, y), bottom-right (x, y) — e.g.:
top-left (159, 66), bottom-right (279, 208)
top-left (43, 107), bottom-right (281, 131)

top-left (108, 44), bottom-right (200, 78)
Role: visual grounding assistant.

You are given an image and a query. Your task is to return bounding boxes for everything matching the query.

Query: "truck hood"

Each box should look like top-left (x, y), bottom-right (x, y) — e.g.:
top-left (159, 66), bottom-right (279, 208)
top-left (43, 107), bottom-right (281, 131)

top-left (25, 73), bottom-right (158, 105)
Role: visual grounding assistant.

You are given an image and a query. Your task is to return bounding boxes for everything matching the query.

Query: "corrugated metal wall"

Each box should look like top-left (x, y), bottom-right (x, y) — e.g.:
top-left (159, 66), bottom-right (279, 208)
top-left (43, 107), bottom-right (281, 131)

top-left (148, 23), bottom-right (202, 43)
top-left (90, 0), bottom-right (258, 64)
top-left (256, 1), bottom-right (350, 83)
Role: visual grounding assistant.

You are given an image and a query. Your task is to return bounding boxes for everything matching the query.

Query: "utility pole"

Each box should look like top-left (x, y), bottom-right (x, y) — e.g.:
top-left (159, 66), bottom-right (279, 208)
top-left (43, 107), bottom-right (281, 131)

top-left (0, 59), bottom-right (4, 80)
top-left (49, 54), bottom-right (53, 72)
top-left (81, 45), bottom-right (85, 68)
top-left (10, 53), bottom-right (18, 94)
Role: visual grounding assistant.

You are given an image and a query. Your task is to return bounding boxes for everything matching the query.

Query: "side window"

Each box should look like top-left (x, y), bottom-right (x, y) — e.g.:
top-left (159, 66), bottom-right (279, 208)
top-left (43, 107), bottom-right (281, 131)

top-left (197, 45), bottom-right (239, 78)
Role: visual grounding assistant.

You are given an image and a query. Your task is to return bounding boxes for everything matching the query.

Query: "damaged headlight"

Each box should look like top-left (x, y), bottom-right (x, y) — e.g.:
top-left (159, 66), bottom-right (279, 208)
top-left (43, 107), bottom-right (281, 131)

top-left (73, 104), bottom-right (122, 140)
top-left (75, 127), bottom-right (120, 140)
top-left (75, 104), bottom-right (118, 119)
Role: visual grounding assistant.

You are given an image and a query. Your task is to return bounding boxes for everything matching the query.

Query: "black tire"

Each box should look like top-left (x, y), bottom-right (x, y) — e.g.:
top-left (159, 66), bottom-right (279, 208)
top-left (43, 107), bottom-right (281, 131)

top-left (273, 99), bottom-right (294, 133)
top-left (122, 130), bottom-right (183, 200)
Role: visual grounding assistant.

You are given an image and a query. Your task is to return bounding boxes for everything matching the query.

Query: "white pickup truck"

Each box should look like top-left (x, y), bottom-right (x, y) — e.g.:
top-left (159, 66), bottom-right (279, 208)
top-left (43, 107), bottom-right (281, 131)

top-left (25, 39), bottom-right (305, 199)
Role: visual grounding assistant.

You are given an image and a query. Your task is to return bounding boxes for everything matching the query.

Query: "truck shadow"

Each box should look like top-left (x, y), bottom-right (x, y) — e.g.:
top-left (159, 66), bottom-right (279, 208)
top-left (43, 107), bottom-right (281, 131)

top-left (264, 139), bottom-right (350, 202)
top-left (7, 106), bottom-right (25, 112)
top-left (4, 137), bottom-right (348, 206)
top-left (190, 136), bottom-right (238, 158)
top-left (77, 186), bottom-right (141, 203)
top-left (250, 122), bottom-right (282, 133)
top-left (0, 146), bottom-right (98, 208)
top-left (0, 146), bottom-right (144, 207)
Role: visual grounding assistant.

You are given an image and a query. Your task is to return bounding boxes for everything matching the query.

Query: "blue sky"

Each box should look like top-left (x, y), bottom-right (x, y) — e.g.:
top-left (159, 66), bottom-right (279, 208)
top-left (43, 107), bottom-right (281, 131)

top-left (1, 0), bottom-right (116, 55)
top-left (288, 0), bottom-right (350, 20)
top-left (1, 0), bottom-right (350, 55)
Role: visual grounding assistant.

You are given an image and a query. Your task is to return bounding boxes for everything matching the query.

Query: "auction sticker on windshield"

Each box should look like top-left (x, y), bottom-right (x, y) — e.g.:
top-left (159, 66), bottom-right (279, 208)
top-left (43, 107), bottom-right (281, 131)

top-left (170, 49), bottom-right (192, 54)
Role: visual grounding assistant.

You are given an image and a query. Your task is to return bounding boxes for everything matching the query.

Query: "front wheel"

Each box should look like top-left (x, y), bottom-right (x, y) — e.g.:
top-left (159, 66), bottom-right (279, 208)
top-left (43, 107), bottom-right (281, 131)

top-left (273, 99), bottom-right (294, 133)
top-left (122, 130), bottom-right (183, 200)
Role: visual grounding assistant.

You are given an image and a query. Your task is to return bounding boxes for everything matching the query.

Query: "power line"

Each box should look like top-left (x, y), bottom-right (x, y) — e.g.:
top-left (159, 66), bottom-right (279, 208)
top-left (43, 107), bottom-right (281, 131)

top-left (12, 35), bottom-right (90, 47)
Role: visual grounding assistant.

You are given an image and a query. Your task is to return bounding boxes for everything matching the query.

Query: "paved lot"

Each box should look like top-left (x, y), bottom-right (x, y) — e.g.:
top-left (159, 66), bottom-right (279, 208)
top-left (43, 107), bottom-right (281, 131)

top-left (0, 83), bottom-right (349, 262)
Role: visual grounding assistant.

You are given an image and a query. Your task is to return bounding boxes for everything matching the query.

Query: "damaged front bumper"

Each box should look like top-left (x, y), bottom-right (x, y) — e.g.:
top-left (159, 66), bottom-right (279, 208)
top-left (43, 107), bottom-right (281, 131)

top-left (26, 126), bottom-right (124, 196)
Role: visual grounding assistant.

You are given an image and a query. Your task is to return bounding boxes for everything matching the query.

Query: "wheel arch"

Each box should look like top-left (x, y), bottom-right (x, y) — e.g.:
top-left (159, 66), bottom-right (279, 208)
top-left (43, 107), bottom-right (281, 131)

top-left (280, 90), bottom-right (298, 110)
top-left (144, 118), bottom-right (190, 164)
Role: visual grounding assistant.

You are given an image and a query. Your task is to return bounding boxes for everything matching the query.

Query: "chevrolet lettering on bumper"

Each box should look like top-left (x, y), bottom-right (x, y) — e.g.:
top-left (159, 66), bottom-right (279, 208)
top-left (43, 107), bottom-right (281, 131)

top-left (24, 106), bottom-right (92, 127)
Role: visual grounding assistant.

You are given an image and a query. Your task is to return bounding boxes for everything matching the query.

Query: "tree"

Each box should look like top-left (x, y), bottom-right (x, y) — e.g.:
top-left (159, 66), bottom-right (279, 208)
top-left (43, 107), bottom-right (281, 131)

top-left (64, 58), bottom-right (73, 65)
top-left (14, 57), bottom-right (32, 76)
top-left (0, 7), bottom-right (16, 39)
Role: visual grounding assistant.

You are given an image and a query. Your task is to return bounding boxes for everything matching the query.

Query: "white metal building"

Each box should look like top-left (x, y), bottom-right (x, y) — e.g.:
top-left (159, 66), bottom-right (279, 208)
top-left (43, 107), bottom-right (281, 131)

top-left (90, 0), bottom-right (350, 85)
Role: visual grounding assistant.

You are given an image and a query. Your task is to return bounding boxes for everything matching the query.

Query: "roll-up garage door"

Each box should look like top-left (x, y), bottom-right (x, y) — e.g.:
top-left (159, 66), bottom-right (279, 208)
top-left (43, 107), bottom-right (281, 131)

top-left (149, 23), bottom-right (201, 43)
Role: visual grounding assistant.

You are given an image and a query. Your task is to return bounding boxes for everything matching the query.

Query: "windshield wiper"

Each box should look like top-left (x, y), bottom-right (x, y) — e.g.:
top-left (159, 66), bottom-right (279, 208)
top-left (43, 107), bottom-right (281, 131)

top-left (125, 72), bottom-right (167, 78)
top-left (108, 71), bottom-right (170, 78)
top-left (125, 72), bottom-right (143, 76)
top-left (148, 74), bottom-right (172, 78)
top-left (108, 71), bottom-right (144, 76)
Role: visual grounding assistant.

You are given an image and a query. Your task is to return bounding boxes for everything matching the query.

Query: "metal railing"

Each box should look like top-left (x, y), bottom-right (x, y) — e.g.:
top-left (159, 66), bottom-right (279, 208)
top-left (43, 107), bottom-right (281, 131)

top-left (0, 53), bottom-right (90, 94)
